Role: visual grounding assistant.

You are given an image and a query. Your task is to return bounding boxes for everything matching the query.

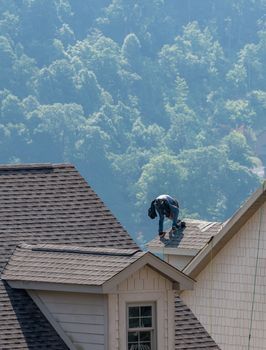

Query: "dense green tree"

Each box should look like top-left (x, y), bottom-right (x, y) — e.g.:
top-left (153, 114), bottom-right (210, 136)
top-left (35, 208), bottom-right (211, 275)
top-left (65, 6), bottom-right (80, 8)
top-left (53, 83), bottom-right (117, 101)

top-left (1, 93), bottom-right (24, 123)
top-left (18, 0), bottom-right (62, 64)
top-left (122, 33), bottom-right (142, 72)
top-left (0, 0), bottom-right (265, 241)
top-left (29, 103), bottom-right (86, 161)
top-left (0, 36), bottom-right (15, 89)
top-left (222, 131), bottom-right (255, 167)
top-left (34, 59), bottom-right (76, 104)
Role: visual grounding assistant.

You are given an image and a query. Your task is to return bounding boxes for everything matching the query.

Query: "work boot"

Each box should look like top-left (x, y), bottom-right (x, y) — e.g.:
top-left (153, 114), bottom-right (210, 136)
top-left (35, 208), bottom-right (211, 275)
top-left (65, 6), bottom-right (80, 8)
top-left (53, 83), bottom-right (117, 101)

top-left (181, 221), bottom-right (186, 228)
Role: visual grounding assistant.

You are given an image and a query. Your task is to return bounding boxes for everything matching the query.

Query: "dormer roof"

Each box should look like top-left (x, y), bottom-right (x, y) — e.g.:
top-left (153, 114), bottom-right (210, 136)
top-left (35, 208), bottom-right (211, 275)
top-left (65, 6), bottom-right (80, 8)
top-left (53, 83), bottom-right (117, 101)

top-left (2, 243), bottom-right (194, 293)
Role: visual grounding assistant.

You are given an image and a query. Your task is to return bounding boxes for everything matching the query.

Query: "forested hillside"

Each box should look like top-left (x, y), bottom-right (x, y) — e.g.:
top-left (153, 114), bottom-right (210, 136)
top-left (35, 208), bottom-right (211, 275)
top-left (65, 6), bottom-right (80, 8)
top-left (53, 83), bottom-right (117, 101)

top-left (0, 0), bottom-right (265, 243)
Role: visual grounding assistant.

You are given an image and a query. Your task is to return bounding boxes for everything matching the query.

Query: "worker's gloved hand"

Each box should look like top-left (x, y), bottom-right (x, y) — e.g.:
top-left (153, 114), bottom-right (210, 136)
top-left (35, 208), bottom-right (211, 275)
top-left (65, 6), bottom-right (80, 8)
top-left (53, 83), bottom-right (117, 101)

top-left (159, 231), bottom-right (166, 238)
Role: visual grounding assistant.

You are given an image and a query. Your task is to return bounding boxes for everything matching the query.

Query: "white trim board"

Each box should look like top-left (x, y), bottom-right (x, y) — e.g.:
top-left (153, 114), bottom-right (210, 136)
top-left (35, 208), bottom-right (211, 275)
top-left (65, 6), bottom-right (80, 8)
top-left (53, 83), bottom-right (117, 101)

top-left (28, 290), bottom-right (76, 350)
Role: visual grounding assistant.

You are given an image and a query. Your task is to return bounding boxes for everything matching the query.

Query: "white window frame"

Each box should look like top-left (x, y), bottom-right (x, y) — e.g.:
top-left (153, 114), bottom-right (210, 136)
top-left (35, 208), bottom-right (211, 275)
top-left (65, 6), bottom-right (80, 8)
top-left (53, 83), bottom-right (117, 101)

top-left (127, 302), bottom-right (156, 350)
top-left (116, 291), bottom-right (171, 349)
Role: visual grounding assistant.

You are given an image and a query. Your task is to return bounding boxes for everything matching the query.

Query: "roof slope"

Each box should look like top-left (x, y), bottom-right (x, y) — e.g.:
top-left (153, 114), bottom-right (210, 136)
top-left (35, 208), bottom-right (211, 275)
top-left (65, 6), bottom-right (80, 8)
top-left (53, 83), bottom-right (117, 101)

top-left (148, 219), bottom-right (222, 251)
top-left (175, 296), bottom-right (220, 349)
top-left (0, 163), bottom-right (137, 350)
top-left (184, 181), bottom-right (266, 278)
top-left (2, 243), bottom-right (144, 286)
top-left (0, 163), bottom-right (219, 349)
top-left (2, 243), bottom-right (195, 292)
top-left (0, 281), bottom-right (68, 350)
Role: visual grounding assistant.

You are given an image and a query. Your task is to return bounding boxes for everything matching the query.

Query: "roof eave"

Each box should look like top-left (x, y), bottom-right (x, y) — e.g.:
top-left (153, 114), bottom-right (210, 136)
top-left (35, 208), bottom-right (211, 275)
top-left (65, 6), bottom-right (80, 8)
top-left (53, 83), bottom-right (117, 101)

top-left (3, 253), bottom-right (195, 294)
top-left (184, 181), bottom-right (266, 279)
top-left (5, 279), bottom-right (103, 294)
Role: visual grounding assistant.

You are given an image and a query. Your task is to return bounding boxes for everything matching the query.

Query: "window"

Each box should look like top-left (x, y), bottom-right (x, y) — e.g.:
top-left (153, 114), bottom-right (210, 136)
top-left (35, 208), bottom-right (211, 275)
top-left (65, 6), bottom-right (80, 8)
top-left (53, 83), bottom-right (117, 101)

top-left (127, 303), bottom-right (156, 350)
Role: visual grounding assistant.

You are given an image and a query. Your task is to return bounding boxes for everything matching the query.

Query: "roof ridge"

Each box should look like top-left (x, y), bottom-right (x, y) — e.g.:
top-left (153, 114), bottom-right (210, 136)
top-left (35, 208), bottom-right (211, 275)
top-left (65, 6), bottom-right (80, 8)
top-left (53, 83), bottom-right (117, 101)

top-left (19, 243), bottom-right (141, 257)
top-left (0, 163), bottom-right (74, 171)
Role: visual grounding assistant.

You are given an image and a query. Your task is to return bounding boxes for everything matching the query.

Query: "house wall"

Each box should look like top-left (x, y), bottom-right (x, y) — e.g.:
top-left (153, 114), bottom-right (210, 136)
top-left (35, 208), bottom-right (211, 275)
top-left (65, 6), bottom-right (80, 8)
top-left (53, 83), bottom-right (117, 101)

top-left (165, 253), bottom-right (193, 270)
top-left (108, 265), bottom-right (175, 350)
top-left (181, 202), bottom-right (266, 350)
top-left (37, 291), bottom-right (107, 350)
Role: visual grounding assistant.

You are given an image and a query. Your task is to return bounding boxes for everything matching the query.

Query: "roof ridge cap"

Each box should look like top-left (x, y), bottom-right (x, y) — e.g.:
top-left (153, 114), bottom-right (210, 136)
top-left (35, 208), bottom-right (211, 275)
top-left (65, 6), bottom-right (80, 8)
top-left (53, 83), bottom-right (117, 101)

top-left (0, 163), bottom-right (74, 171)
top-left (19, 243), bottom-right (142, 257)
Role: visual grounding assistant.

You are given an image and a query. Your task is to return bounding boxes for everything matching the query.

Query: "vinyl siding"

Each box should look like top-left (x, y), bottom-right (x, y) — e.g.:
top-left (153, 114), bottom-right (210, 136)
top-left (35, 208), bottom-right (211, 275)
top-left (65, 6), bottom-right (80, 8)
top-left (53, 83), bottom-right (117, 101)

top-left (181, 202), bottom-right (266, 350)
top-left (109, 265), bottom-right (175, 350)
top-left (37, 291), bottom-right (106, 350)
top-left (166, 254), bottom-right (193, 270)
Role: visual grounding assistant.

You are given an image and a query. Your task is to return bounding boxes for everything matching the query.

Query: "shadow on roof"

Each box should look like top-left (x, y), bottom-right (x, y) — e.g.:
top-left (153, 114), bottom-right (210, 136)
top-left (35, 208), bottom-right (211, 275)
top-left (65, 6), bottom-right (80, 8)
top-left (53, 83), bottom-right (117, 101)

top-left (2, 280), bottom-right (68, 349)
top-left (160, 228), bottom-right (185, 247)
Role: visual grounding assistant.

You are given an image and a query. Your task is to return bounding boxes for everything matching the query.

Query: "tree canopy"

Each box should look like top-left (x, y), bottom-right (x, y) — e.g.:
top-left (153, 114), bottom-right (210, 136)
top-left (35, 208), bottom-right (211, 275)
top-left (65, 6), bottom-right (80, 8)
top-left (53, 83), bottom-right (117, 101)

top-left (0, 0), bottom-right (265, 244)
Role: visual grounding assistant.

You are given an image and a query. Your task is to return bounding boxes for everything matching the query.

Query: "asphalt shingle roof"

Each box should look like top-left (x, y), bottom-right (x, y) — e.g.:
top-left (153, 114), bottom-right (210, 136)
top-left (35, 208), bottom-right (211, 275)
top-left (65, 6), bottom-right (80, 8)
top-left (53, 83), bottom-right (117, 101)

top-left (0, 163), bottom-right (219, 349)
top-left (0, 163), bottom-right (137, 350)
top-left (175, 296), bottom-right (220, 349)
top-left (2, 243), bottom-right (144, 286)
top-left (0, 281), bottom-right (68, 350)
top-left (148, 219), bottom-right (223, 250)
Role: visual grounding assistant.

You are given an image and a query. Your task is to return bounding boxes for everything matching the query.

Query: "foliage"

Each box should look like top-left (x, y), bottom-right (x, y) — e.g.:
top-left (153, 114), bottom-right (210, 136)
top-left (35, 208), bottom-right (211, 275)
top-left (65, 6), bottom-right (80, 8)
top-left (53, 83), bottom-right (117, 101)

top-left (0, 0), bottom-right (264, 241)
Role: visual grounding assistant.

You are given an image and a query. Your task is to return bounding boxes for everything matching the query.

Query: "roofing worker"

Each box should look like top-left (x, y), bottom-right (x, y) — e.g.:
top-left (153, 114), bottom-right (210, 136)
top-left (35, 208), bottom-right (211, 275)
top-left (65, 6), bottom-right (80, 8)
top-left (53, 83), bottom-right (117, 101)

top-left (148, 194), bottom-right (180, 238)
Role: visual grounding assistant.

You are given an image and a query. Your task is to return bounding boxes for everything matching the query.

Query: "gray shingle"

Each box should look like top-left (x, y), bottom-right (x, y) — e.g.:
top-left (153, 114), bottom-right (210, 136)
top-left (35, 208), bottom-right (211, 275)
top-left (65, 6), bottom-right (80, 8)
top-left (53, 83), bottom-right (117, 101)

top-left (148, 219), bottom-right (223, 250)
top-left (0, 163), bottom-right (219, 350)
top-left (2, 243), bottom-right (144, 286)
top-left (175, 295), bottom-right (220, 349)
top-left (0, 163), bottom-right (137, 350)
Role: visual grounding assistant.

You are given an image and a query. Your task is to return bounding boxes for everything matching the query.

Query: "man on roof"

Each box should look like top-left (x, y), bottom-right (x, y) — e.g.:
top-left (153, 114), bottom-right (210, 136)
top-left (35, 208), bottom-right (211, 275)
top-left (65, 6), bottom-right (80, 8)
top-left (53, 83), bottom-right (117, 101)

top-left (148, 194), bottom-right (185, 238)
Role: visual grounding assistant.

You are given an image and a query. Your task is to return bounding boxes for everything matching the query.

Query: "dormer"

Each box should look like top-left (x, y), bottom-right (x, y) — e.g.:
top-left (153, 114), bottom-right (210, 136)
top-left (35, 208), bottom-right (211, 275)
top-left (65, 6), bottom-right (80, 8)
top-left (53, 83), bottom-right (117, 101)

top-left (2, 243), bottom-right (194, 350)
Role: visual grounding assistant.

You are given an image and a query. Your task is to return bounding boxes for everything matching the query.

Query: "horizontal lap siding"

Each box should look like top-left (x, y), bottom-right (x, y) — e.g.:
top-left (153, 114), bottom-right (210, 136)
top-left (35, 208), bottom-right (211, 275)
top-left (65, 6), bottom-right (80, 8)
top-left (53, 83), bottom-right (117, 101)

top-left (182, 202), bottom-right (266, 350)
top-left (38, 291), bottom-right (106, 350)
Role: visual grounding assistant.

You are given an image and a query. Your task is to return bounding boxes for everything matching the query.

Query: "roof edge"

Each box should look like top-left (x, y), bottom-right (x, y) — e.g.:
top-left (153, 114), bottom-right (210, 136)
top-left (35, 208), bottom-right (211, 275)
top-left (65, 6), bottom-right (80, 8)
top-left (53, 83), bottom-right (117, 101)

top-left (3, 251), bottom-right (194, 293)
top-left (148, 245), bottom-right (199, 256)
top-left (5, 279), bottom-right (103, 294)
top-left (184, 181), bottom-right (266, 278)
top-left (0, 163), bottom-right (74, 170)
top-left (102, 252), bottom-right (195, 293)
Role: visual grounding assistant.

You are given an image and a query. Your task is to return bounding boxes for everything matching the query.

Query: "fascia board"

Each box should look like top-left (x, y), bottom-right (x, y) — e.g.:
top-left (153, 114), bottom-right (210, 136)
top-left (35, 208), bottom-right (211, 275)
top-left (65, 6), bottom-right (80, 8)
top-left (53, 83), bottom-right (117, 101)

top-left (102, 252), bottom-right (194, 293)
top-left (6, 280), bottom-right (103, 294)
top-left (184, 182), bottom-right (266, 278)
